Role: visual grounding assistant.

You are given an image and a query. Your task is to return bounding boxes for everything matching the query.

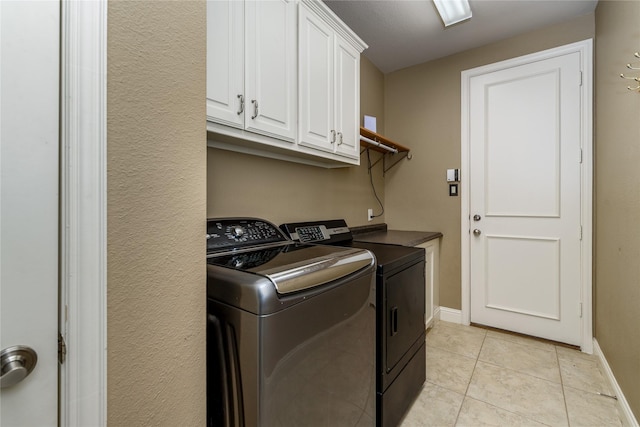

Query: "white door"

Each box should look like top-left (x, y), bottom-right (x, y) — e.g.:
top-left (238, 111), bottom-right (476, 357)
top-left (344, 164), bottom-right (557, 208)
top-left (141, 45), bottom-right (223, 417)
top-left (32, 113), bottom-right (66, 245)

top-left (0, 1), bottom-right (59, 424)
top-left (469, 51), bottom-right (583, 345)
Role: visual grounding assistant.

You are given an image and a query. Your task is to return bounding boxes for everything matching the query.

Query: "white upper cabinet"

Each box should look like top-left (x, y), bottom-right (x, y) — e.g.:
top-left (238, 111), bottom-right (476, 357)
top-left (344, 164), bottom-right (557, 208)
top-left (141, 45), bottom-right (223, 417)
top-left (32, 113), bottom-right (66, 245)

top-left (298, 2), bottom-right (362, 160)
top-left (298, 5), bottom-right (334, 151)
top-left (206, 0), bottom-right (367, 167)
top-left (206, 0), bottom-right (244, 128)
top-left (245, 0), bottom-right (297, 141)
top-left (333, 37), bottom-right (360, 158)
top-left (207, 0), bottom-right (297, 142)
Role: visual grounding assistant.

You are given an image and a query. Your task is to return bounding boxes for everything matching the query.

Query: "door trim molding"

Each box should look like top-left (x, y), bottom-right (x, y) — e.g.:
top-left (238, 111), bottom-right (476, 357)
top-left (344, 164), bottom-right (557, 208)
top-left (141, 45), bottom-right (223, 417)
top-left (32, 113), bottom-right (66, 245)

top-left (59, 0), bottom-right (108, 425)
top-left (460, 39), bottom-right (593, 352)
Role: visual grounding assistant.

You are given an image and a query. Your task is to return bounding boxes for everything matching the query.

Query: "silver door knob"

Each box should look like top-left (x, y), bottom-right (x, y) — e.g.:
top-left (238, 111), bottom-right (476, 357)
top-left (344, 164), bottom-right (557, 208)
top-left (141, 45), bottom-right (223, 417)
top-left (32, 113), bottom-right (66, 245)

top-left (1, 346), bottom-right (38, 388)
top-left (473, 229), bottom-right (482, 236)
top-left (473, 214), bottom-right (481, 221)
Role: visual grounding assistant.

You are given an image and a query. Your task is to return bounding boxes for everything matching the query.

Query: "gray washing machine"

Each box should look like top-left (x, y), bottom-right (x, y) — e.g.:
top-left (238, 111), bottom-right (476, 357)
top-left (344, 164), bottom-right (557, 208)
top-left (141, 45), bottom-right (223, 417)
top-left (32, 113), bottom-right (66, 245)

top-left (207, 218), bottom-right (376, 427)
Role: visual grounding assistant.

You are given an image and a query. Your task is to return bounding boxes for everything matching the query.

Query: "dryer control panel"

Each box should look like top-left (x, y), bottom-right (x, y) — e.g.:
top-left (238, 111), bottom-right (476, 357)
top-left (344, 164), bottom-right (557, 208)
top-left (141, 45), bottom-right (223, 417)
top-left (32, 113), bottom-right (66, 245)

top-left (280, 219), bottom-right (353, 244)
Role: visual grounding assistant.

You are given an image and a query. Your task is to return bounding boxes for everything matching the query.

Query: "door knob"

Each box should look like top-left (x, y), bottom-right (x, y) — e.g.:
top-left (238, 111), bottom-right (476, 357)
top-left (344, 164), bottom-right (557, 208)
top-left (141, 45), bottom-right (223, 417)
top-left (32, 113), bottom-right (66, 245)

top-left (473, 214), bottom-right (481, 221)
top-left (1, 346), bottom-right (38, 388)
top-left (473, 229), bottom-right (482, 236)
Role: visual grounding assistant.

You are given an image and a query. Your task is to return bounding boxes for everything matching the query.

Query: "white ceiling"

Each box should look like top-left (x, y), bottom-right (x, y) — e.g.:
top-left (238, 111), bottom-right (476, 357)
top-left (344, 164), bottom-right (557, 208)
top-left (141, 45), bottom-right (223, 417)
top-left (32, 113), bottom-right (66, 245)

top-left (324, 0), bottom-right (598, 73)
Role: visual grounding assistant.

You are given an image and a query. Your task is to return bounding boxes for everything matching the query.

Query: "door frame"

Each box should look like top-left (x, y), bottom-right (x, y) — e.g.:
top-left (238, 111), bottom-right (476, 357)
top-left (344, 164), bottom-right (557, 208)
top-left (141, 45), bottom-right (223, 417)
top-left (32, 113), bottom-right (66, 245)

top-left (460, 39), bottom-right (593, 352)
top-left (59, 0), bottom-right (108, 425)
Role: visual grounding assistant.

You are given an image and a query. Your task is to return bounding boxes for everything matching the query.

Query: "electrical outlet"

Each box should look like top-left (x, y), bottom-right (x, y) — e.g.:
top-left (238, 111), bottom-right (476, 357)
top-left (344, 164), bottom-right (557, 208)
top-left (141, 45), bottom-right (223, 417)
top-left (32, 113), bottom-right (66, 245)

top-left (367, 208), bottom-right (374, 221)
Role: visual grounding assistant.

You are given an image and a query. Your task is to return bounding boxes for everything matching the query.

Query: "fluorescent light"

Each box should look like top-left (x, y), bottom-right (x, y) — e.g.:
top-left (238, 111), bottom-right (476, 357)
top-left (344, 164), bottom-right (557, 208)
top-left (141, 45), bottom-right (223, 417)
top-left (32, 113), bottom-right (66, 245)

top-left (433, 0), bottom-right (472, 27)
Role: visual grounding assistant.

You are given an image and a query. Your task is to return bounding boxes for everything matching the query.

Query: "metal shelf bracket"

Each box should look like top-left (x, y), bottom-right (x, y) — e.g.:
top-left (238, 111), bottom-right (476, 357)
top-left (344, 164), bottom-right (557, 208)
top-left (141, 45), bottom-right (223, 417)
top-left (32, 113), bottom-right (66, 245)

top-left (383, 151), bottom-right (411, 176)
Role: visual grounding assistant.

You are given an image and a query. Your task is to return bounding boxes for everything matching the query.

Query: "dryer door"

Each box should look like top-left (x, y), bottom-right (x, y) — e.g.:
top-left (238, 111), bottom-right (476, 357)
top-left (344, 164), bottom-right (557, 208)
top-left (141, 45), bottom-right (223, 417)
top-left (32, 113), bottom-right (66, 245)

top-left (384, 260), bottom-right (425, 379)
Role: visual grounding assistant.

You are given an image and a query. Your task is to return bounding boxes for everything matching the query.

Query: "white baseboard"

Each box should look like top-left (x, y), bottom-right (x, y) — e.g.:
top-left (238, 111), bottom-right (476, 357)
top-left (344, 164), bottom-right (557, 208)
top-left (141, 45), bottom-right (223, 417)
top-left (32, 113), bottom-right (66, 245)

top-left (433, 306), bottom-right (440, 322)
top-left (593, 338), bottom-right (639, 427)
top-left (438, 306), bottom-right (463, 324)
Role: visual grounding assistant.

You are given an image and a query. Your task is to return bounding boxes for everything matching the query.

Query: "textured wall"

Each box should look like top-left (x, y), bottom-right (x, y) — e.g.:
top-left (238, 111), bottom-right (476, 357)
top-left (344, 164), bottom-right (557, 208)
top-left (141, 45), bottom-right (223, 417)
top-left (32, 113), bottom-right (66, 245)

top-left (383, 14), bottom-right (595, 310)
top-left (107, 1), bottom-right (207, 425)
top-left (594, 0), bottom-right (640, 419)
top-left (207, 56), bottom-right (386, 227)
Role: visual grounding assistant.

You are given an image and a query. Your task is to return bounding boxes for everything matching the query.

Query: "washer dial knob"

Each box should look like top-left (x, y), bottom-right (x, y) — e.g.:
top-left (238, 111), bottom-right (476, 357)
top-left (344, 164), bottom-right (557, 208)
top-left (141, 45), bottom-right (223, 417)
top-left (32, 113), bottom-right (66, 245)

top-left (231, 226), bottom-right (245, 238)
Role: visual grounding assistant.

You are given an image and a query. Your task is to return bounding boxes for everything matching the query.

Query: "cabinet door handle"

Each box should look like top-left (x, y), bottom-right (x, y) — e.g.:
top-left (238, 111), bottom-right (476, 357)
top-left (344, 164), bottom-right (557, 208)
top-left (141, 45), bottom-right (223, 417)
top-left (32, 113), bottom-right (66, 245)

top-left (330, 130), bottom-right (336, 144)
top-left (337, 132), bottom-right (343, 146)
top-left (237, 94), bottom-right (244, 115)
top-left (251, 100), bottom-right (258, 119)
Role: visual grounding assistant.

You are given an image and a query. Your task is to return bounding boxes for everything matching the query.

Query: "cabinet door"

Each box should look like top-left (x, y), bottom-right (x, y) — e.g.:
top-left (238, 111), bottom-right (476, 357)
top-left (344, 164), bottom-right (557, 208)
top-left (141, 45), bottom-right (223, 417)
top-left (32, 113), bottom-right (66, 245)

top-left (298, 4), bottom-right (334, 153)
top-left (417, 240), bottom-right (439, 329)
top-left (334, 36), bottom-right (360, 159)
top-left (206, 0), bottom-right (244, 128)
top-left (245, 0), bottom-right (297, 142)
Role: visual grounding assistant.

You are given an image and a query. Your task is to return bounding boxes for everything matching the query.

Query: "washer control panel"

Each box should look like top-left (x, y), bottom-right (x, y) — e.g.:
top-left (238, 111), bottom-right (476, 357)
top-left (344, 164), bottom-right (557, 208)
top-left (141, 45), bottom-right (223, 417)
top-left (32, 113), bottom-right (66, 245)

top-left (207, 218), bottom-right (287, 253)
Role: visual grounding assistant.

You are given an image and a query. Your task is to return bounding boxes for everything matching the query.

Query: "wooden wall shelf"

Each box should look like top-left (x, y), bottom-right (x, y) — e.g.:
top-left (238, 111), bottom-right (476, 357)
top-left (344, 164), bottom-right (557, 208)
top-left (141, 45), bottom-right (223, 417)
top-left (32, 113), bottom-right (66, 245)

top-left (359, 127), bottom-right (410, 153)
top-left (359, 127), bottom-right (411, 174)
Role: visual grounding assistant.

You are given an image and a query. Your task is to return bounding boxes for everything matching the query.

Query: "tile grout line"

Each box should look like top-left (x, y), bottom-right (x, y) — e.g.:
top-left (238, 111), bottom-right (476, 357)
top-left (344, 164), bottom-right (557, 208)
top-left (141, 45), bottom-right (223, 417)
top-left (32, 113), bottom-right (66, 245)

top-left (452, 328), bottom-right (487, 426)
top-left (419, 324), bottom-right (621, 427)
top-left (556, 344), bottom-right (572, 427)
top-left (463, 332), bottom-right (564, 386)
top-left (468, 356), bottom-right (563, 386)
top-left (460, 330), bottom-right (568, 427)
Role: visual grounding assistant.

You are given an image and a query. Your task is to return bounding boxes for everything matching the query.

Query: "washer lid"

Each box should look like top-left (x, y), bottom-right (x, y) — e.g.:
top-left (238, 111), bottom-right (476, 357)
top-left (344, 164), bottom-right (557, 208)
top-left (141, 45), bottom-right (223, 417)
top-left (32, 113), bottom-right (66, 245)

top-left (208, 243), bottom-right (374, 294)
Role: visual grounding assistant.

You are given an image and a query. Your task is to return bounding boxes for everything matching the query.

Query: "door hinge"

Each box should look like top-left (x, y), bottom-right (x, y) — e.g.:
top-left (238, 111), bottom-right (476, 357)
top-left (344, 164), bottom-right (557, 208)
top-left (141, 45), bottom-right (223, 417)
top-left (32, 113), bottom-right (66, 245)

top-left (579, 71), bottom-right (583, 86)
top-left (579, 148), bottom-right (583, 164)
top-left (579, 225), bottom-right (583, 240)
top-left (578, 302), bottom-right (583, 318)
top-left (58, 333), bottom-right (67, 365)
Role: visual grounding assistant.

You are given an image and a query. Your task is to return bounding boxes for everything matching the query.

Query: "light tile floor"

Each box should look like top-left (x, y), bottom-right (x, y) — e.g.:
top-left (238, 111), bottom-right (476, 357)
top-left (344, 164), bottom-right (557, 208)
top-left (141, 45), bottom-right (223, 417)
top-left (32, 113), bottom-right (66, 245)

top-left (400, 321), bottom-right (625, 427)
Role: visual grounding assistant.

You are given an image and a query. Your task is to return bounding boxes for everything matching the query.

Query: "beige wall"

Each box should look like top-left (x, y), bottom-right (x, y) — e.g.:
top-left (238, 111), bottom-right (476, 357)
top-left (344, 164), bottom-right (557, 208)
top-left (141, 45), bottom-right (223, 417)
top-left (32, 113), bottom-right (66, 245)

top-left (360, 56), bottom-right (386, 135)
top-left (207, 56), bottom-right (387, 227)
top-left (107, 1), bottom-right (207, 424)
top-left (594, 0), bottom-right (640, 419)
top-left (384, 14), bottom-right (595, 310)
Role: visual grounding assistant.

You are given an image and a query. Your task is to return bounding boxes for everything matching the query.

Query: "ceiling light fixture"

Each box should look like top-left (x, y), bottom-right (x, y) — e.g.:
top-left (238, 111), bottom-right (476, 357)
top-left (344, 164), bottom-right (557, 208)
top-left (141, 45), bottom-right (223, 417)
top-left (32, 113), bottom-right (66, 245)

top-left (433, 0), bottom-right (472, 27)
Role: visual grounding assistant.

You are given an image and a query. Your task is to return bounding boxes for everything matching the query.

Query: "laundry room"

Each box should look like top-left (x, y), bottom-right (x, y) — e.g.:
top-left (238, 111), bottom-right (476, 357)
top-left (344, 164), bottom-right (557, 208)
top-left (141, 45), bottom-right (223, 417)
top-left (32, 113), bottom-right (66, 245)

top-left (6, 0), bottom-right (638, 426)
top-left (201, 0), bottom-right (639, 424)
